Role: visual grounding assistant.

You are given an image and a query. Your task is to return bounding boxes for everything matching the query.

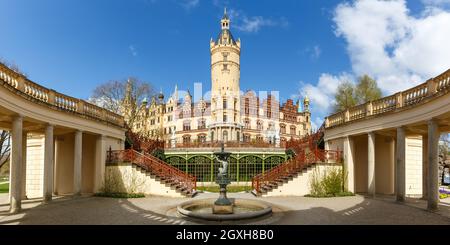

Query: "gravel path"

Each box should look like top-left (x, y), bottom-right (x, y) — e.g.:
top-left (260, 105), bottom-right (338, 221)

top-left (0, 193), bottom-right (449, 225)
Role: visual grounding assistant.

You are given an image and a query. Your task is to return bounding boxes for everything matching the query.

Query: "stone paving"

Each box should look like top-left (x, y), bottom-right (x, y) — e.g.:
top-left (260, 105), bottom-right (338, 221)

top-left (0, 192), bottom-right (449, 225)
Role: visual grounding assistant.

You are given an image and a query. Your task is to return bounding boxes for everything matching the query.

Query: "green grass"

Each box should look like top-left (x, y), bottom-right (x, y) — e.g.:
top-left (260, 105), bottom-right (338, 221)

top-left (0, 182), bottom-right (9, 193)
top-left (305, 191), bottom-right (355, 198)
top-left (197, 185), bottom-right (252, 193)
top-left (94, 192), bottom-right (145, 198)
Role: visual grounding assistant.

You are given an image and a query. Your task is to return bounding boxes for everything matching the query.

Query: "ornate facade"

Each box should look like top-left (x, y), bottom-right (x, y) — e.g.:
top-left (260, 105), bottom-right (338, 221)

top-left (130, 10), bottom-right (312, 147)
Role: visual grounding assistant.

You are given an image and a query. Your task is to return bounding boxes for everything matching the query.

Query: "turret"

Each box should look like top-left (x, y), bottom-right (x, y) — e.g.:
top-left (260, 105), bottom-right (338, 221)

top-left (304, 95), bottom-right (310, 112)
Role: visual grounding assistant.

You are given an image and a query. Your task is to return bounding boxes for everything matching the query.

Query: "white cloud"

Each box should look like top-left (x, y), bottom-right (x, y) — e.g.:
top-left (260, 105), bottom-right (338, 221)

top-left (129, 45), bottom-right (138, 57)
top-left (333, 0), bottom-right (450, 94)
top-left (299, 73), bottom-right (354, 115)
top-left (228, 9), bottom-right (289, 33)
top-left (180, 0), bottom-right (199, 10)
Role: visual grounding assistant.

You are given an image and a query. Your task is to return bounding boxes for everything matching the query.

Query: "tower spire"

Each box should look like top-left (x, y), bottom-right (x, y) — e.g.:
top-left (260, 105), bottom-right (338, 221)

top-left (221, 7), bottom-right (230, 30)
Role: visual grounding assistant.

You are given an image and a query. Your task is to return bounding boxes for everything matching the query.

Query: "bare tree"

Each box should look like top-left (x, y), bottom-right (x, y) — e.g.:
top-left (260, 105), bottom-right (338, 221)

top-left (88, 77), bottom-right (155, 127)
top-left (0, 57), bottom-right (27, 77)
top-left (0, 130), bottom-right (10, 168)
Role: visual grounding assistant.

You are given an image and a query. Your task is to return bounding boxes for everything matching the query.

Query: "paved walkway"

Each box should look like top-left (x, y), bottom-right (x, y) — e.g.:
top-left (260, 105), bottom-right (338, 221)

top-left (0, 193), bottom-right (449, 225)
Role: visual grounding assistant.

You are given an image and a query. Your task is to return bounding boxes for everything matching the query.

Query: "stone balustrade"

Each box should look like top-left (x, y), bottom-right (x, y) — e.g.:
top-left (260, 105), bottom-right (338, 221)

top-left (0, 62), bottom-right (124, 127)
top-left (325, 68), bottom-right (450, 128)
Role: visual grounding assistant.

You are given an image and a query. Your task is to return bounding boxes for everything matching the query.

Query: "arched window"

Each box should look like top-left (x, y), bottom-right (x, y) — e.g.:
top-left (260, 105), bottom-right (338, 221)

top-left (257, 120), bottom-right (263, 130)
top-left (183, 135), bottom-right (191, 144)
top-left (244, 134), bottom-right (251, 142)
top-left (256, 135), bottom-right (264, 142)
top-left (183, 120), bottom-right (191, 131)
top-left (236, 131), bottom-right (240, 142)
top-left (244, 118), bottom-right (251, 129)
top-left (290, 126), bottom-right (296, 135)
top-left (211, 131), bottom-right (215, 142)
top-left (198, 134), bottom-right (206, 143)
top-left (198, 119), bottom-right (206, 129)
top-left (223, 130), bottom-right (228, 142)
top-left (280, 124), bottom-right (286, 134)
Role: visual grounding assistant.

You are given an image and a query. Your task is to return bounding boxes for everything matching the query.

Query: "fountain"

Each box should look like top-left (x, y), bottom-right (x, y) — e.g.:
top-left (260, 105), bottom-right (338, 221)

top-left (212, 143), bottom-right (233, 214)
top-left (177, 143), bottom-right (272, 222)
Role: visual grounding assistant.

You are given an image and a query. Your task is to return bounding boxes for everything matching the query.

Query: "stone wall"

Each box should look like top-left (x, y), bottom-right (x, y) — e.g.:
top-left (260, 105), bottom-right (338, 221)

top-left (104, 163), bottom-right (184, 197)
top-left (265, 163), bottom-right (343, 197)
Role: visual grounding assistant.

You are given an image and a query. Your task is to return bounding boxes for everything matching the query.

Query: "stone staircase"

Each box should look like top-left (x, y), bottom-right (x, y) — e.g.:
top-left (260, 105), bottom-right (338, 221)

top-left (107, 149), bottom-right (197, 197)
top-left (252, 127), bottom-right (342, 197)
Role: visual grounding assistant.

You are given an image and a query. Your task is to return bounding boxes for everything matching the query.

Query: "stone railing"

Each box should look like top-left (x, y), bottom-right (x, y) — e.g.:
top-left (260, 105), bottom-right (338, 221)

top-left (0, 62), bottom-right (124, 127)
top-left (325, 68), bottom-right (450, 128)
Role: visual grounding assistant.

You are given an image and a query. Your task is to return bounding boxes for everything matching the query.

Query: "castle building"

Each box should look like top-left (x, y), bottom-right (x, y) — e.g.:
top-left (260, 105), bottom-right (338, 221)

top-left (130, 9), bottom-right (311, 146)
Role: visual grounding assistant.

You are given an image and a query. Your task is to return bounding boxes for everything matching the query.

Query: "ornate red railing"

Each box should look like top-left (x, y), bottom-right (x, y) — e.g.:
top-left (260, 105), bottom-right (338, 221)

top-left (107, 149), bottom-right (196, 193)
top-left (252, 125), bottom-right (341, 195)
top-left (252, 149), bottom-right (342, 194)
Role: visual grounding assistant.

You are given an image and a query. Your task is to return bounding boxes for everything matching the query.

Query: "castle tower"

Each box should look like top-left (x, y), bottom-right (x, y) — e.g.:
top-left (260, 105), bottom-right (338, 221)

top-left (209, 8), bottom-right (242, 142)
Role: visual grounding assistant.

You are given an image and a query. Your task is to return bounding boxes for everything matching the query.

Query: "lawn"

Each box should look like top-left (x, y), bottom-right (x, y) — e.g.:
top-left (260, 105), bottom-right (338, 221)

top-left (197, 185), bottom-right (252, 193)
top-left (0, 182), bottom-right (9, 193)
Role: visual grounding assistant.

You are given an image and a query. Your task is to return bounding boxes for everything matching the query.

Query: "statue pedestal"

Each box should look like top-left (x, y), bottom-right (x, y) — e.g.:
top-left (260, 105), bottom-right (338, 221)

top-left (212, 176), bottom-right (233, 214)
top-left (170, 138), bottom-right (176, 148)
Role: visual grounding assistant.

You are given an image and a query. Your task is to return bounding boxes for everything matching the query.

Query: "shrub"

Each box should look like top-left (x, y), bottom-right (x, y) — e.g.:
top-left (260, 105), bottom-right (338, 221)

top-left (285, 149), bottom-right (296, 161)
top-left (439, 193), bottom-right (449, 199)
top-left (322, 167), bottom-right (343, 195)
top-left (151, 148), bottom-right (166, 161)
top-left (308, 166), bottom-right (354, 198)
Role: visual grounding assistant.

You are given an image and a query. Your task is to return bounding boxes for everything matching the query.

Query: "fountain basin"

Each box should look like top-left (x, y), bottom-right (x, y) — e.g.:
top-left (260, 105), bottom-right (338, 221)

top-left (177, 198), bottom-right (272, 221)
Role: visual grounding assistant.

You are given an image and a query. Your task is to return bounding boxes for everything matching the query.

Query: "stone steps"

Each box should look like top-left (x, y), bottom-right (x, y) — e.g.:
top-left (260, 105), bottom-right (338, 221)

top-left (133, 164), bottom-right (196, 197)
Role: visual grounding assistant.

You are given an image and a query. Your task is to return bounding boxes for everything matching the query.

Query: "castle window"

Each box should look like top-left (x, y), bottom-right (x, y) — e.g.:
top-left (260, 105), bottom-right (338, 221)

top-left (198, 134), bottom-right (206, 143)
top-left (223, 131), bottom-right (228, 142)
top-left (183, 121), bottom-right (191, 131)
top-left (290, 126), bottom-right (296, 135)
top-left (244, 134), bottom-right (251, 143)
top-left (223, 99), bottom-right (227, 109)
top-left (280, 124), bottom-right (286, 134)
top-left (244, 118), bottom-right (250, 129)
top-left (223, 52), bottom-right (228, 61)
top-left (222, 64), bottom-right (228, 71)
top-left (223, 113), bottom-right (227, 122)
top-left (257, 120), bottom-right (263, 130)
top-left (183, 135), bottom-right (191, 144)
top-left (198, 119), bottom-right (206, 129)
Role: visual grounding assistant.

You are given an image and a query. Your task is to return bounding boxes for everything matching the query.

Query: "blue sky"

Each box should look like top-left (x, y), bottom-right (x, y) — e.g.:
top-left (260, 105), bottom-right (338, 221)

top-left (1, 0), bottom-right (450, 129)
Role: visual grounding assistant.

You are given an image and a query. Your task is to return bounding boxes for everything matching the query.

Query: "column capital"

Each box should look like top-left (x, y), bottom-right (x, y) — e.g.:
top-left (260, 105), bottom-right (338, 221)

top-left (13, 114), bottom-right (24, 121)
top-left (427, 118), bottom-right (438, 124)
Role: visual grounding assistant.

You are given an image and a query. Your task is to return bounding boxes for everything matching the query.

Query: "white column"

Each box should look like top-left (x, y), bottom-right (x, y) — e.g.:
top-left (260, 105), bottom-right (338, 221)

top-left (94, 135), bottom-right (106, 193)
top-left (427, 119), bottom-right (439, 211)
top-left (73, 130), bottom-right (83, 196)
top-left (343, 136), bottom-right (355, 193)
top-left (10, 115), bottom-right (23, 213)
top-left (21, 132), bottom-right (27, 199)
top-left (422, 134), bottom-right (428, 200)
top-left (43, 124), bottom-right (54, 202)
top-left (396, 127), bottom-right (406, 202)
top-left (368, 132), bottom-right (376, 196)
